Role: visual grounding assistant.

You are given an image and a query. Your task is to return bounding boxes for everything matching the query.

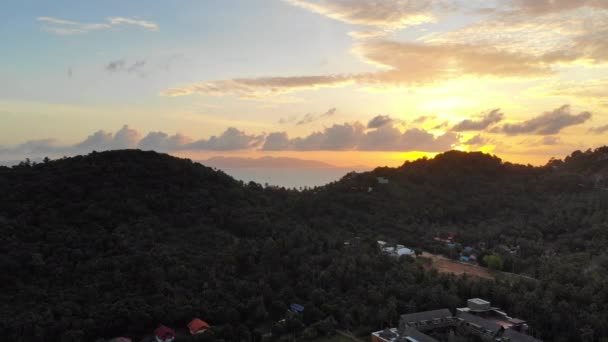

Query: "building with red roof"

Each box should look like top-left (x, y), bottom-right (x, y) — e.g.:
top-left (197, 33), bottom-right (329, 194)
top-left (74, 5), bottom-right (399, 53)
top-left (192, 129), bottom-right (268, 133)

top-left (154, 325), bottom-right (175, 342)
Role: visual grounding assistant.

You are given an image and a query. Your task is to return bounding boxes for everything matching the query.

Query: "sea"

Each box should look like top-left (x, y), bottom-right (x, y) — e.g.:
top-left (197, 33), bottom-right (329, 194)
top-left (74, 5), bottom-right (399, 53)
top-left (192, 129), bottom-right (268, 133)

top-left (218, 167), bottom-right (370, 189)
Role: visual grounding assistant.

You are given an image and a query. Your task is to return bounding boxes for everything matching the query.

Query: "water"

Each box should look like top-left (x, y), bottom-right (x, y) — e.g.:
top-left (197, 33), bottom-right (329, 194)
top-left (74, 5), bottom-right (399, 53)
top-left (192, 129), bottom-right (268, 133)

top-left (219, 167), bottom-right (369, 189)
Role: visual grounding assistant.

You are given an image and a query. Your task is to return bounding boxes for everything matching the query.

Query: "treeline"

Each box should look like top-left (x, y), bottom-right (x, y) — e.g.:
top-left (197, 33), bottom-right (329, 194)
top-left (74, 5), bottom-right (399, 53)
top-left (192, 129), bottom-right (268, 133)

top-left (2, 149), bottom-right (608, 341)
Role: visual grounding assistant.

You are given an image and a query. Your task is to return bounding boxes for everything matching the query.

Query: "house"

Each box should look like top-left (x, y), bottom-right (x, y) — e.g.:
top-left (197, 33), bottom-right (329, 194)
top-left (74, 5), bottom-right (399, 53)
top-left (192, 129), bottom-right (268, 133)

top-left (456, 311), bottom-right (502, 339)
top-left (457, 298), bottom-right (528, 331)
top-left (381, 243), bottom-right (415, 258)
top-left (371, 327), bottom-right (439, 342)
top-left (377, 177), bottom-right (389, 184)
top-left (399, 309), bottom-right (455, 332)
top-left (188, 318), bottom-right (210, 335)
top-left (372, 299), bottom-right (540, 342)
top-left (371, 328), bottom-right (399, 342)
top-left (154, 325), bottom-right (175, 342)
top-left (396, 247), bottom-right (415, 257)
top-left (402, 328), bottom-right (440, 342)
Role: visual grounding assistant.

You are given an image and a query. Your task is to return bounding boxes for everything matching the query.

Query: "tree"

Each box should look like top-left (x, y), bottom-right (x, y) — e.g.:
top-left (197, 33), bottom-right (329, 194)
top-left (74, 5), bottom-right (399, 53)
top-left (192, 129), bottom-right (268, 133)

top-left (483, 255), bottom-right (503, 271)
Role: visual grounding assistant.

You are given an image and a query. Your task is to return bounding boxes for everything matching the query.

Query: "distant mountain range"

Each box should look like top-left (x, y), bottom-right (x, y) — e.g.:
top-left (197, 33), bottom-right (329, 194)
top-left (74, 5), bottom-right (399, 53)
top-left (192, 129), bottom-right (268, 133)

top-left (200, 156), bottom-right (352, 169)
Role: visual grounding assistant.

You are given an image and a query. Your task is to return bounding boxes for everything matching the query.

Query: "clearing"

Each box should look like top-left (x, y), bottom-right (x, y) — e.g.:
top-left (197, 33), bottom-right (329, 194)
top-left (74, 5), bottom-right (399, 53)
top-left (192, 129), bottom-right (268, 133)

top-left (421, 252), bottom-right (495, 280)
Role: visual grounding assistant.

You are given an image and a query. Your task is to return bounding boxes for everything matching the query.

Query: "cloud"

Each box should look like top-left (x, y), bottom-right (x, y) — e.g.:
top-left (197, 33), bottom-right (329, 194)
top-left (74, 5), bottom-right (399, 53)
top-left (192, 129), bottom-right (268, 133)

top-left (508, 0), bottom-right (608, 15)
top-left (184, 127), bottom-right (265, 151)
top-left (0, 126), bottom-right (266, 161)
top-left (262, 132), bottom-right (292, 151)
top-left (105, 59), bottom-right (147, 76)
top-left (37, 16), bottom-right (158, 35)
top-left (451, 109), bottom-right (504, 131)
top-left (278, 115), bottom-right (298, 124)
top-left (321, 107), bottom-right (337, 117)
top-left (263, 120), bottom-right (458, 152)
top-left (367, 115), bottom-right (393, 128)
top-left (588, 125), bottom-right (608, 135)
top-left (539, 136), bottom-right (561, 145)
top-left (501, 105), bottom-right (592, 135)
top-left (105, 60), bottom-right (127, 72)
top-left (138, 132), bottom-right (193, 151)
top-left (284, 0), bottom-right (435, 32)
top-left (549, 78), bottom-right (608, 106)
top-left (413, 115), bottom-right (435, 123)
top-left (348, 30), bottom-right (390, 39)
top-left (463, 134), bottom-right (488, 146)
top-left (106, 17), bottom-right (159, 31)
top-left (161, 75), bottom-right (354, 99)
top-left (74, 125), bottom-right (141, 151)
top-left (297, 113), bottom-right (316, 125)
top-left (279, 108), bottom-right (338, 125)
top-left (425, 4), bottom-right (608, 65)
top-left (354, 40), bottom-right (554, 86)
top-left (163, 38), bottom-right (553, 99)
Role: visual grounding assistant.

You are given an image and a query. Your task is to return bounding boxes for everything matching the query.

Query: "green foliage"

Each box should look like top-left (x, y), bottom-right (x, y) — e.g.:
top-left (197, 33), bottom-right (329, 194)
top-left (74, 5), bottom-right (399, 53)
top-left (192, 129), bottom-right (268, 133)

top-left (3, 149), bottom-right (608, 341)
top-left (483, 255), bottom-right (503, 271)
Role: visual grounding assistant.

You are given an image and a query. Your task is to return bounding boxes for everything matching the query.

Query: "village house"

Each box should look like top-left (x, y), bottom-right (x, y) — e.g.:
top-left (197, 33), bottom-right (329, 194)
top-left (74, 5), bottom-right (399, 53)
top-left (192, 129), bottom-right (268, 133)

top-left (371, 298), bottom-right (541, 342)
top-left (378, 241), bottom-right (416, 258)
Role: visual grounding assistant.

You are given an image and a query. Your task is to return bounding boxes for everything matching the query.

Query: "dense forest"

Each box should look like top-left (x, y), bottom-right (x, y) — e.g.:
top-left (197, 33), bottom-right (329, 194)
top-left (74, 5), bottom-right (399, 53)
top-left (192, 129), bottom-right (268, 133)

top-left (2, 148), bottom-right (608, 341)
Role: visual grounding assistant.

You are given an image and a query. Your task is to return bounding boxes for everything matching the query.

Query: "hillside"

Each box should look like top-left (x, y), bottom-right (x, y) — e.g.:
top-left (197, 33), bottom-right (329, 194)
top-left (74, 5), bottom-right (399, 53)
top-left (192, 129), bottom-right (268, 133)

top-left (2, 149), bottom-right (608, 341)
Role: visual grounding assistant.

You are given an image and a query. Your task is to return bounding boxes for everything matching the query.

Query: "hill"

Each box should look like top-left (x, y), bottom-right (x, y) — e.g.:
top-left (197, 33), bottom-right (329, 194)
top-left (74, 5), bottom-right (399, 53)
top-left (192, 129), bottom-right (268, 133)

top-left (2, 149), bottom-right (608, 341)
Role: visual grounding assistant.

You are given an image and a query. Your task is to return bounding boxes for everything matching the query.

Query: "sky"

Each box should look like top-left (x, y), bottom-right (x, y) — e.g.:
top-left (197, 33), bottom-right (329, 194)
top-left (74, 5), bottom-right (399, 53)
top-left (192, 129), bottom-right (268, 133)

top-left (1, 0), bottom-right (608, 167)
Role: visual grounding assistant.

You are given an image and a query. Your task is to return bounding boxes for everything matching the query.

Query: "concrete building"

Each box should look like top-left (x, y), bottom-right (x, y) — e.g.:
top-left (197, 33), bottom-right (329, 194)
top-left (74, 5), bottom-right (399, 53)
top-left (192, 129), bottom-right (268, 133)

top-left (371, 299), bottom-right (541, 342)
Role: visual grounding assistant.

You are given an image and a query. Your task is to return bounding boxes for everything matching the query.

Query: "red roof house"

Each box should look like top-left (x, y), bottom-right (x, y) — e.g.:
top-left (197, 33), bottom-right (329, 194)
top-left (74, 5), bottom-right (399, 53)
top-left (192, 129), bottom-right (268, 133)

top-left (154, 325), bottom-right (175, 342)
top-left (188, 318), bottom-right (211, 335)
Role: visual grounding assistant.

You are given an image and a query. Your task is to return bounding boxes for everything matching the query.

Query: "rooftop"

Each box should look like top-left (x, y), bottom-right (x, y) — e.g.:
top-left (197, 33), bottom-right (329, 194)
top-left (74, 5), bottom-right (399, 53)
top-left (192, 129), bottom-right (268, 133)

top-left (469, 298), bottom-right (490, 306)
top-left (401, 309), bottom-right (453, 324)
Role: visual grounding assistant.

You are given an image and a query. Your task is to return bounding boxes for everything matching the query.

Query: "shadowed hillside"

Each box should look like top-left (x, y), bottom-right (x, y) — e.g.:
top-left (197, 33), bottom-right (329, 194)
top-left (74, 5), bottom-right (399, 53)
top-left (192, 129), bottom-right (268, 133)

top-left (3, 149), bottom-right (608, 341)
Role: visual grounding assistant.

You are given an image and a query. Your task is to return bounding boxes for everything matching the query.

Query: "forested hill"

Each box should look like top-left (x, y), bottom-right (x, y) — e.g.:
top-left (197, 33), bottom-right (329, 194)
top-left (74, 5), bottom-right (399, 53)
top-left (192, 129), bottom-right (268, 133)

top-left (2, 148), bottom-right (608, 341)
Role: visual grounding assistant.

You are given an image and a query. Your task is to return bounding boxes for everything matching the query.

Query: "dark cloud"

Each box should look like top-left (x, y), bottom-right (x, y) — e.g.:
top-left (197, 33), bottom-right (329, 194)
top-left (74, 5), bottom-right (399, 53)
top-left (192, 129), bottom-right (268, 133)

top-left (588, 124), bottom-right (608, 135)
top-left (138, 132), bottom-right (192, 151)
top-left (464, 134), bottom-right (489, 146)
top-left (262, 132), bottom-right (291, 151)
top-left (185, 127), bottom-right (265, 151)
top-left (74, 125), bottom-right (140, 151)
top-left (291, 123), bottom-right (365, 150)
top-left (321, 107), bottom-right (337, 117)
top-left (433, 121), bottom-right (450, 129)
top-left (451, 109), bottom-right (504, 131)
top-left (262, 120), bottom-right (458, 152)
top-left (105, 59), bottom-right (126, 72)
top-left (296, 113), bottom-right (316, 125)
top-left (128, 60), bottom-right (146, 73)
top-left (413, 115), bottom-right (434, 123)
top-left (279, 108), bottom-right (338, 125)
top-left (501, 105), bottom-right (591, 135)
top-left (105, 59), bottom-right (147, 76)
top-left (367, 115), bottom-right (393, 128)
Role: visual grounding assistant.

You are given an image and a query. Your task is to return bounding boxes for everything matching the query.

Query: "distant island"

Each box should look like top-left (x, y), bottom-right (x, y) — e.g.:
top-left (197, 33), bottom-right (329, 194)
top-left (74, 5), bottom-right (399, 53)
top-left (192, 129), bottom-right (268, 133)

top-left (200, 156), bottom-right (339, 169)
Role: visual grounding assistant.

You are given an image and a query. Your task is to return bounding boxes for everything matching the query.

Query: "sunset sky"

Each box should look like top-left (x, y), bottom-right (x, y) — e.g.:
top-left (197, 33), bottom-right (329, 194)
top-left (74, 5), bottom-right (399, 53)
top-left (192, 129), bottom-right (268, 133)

top-left (1, 0), bottom-right (607, 167)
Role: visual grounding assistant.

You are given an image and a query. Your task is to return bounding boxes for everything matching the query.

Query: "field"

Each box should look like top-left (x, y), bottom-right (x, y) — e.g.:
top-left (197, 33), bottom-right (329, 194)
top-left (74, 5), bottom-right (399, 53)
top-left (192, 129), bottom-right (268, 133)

top-left (421, 252), bottom-right (495, 280)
